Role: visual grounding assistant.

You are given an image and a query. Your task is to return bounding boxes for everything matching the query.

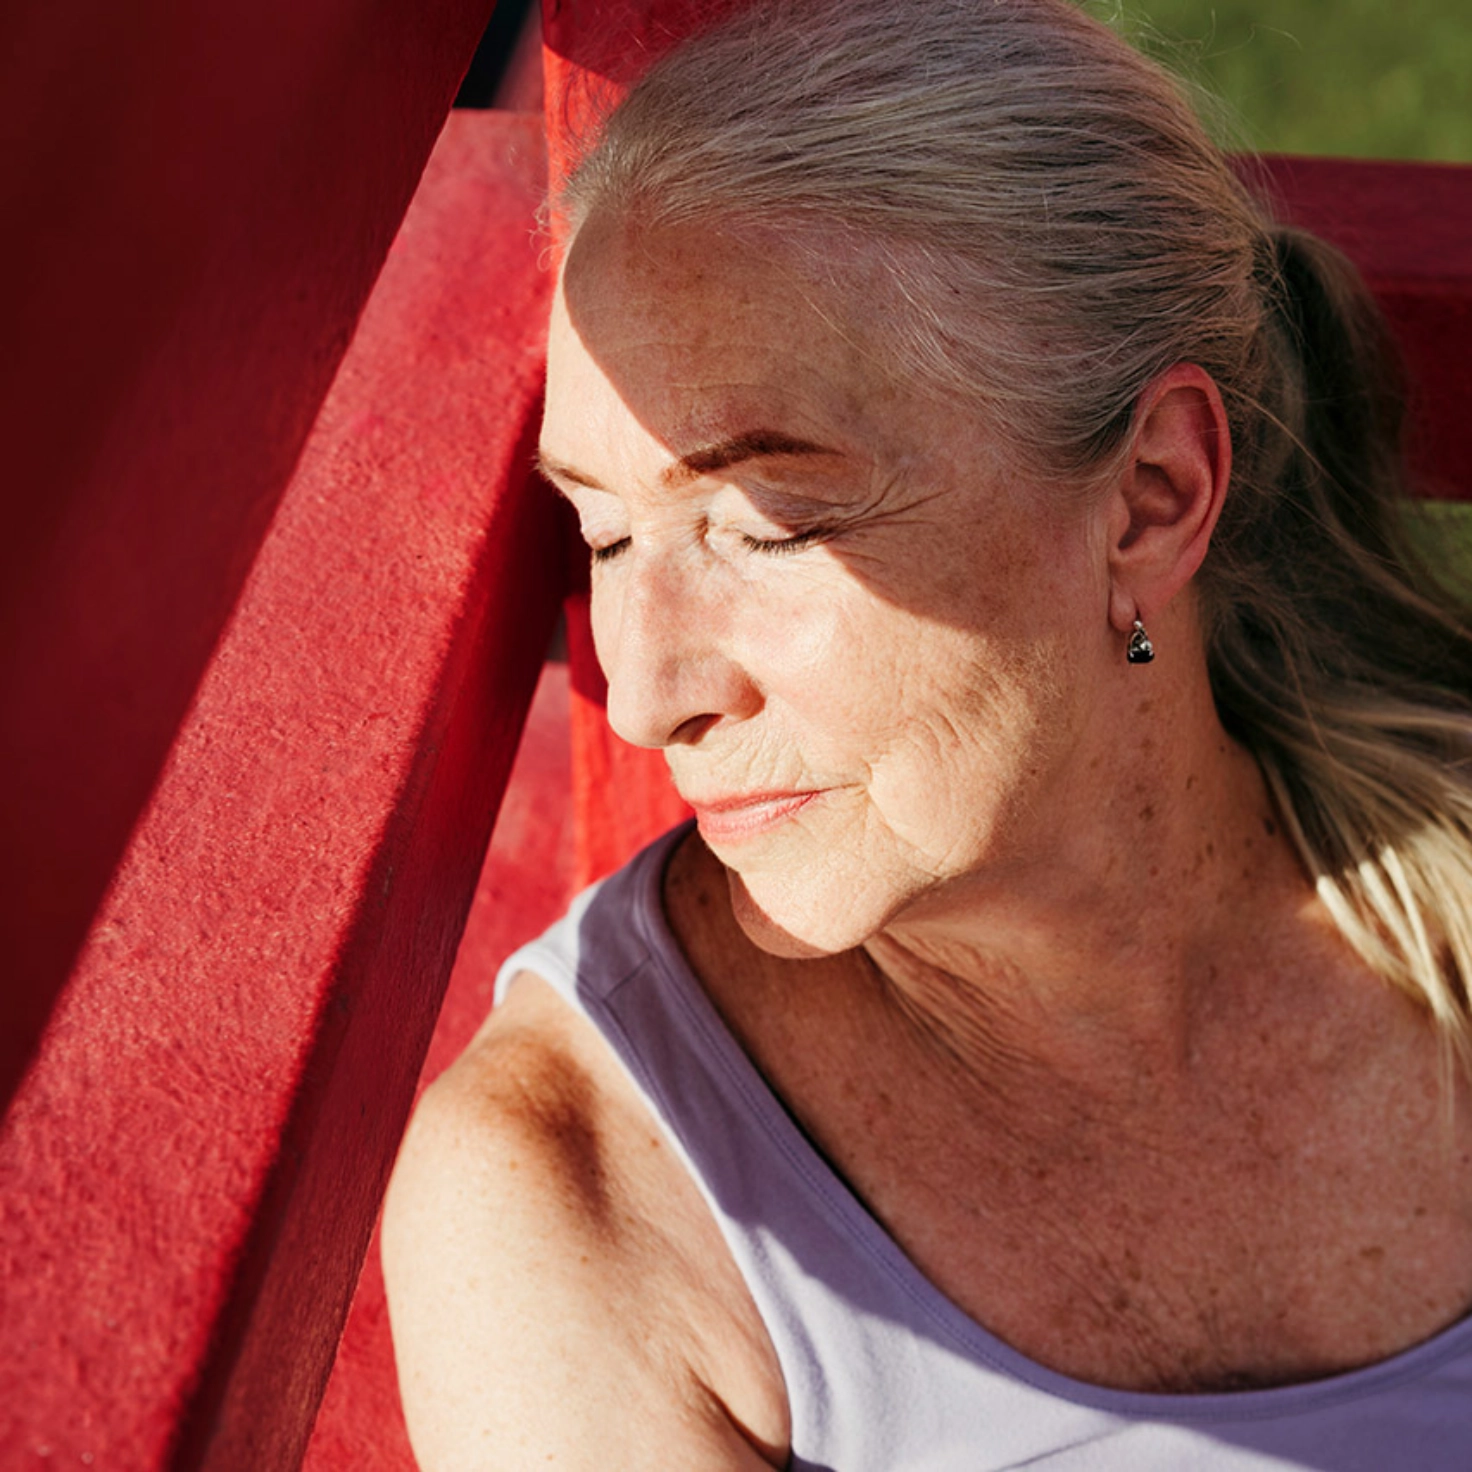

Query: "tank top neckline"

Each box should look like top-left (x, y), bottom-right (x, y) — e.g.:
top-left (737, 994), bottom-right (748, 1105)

top-left (622, 821), bottom-right (1472, 1424)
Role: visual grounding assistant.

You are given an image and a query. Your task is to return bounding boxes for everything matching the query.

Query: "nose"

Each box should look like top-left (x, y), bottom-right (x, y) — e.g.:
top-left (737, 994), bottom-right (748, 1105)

top-left (597, 548), bottom-right (760, 749)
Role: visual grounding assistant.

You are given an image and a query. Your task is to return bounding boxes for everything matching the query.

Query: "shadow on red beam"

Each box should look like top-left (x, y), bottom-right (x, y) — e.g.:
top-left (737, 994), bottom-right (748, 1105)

top-left (305, 659), bottom-right (577, 1470)
top-left (0, 112), bottom-right (561, 1471)
top-left (0, 0), bottom-right (502, 1114)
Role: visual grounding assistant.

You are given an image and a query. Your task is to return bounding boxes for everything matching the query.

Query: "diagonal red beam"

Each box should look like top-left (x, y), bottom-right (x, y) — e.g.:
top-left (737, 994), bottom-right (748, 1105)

top-left (1247, 155), bottom-right (1472, 501)
top-left (0, 111), bottom-right (561, 1470)
top-left (0, 0), bottom-right (500, 1110)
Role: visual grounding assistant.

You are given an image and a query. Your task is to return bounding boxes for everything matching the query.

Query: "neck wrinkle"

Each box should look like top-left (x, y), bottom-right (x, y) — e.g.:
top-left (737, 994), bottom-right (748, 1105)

top-left (858, 734), bottom-right (1303, 1104)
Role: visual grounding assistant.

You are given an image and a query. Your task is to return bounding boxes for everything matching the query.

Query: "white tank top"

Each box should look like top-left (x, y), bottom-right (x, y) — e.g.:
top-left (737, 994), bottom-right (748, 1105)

top-left (495, 824), bottom-right (1472, 1471)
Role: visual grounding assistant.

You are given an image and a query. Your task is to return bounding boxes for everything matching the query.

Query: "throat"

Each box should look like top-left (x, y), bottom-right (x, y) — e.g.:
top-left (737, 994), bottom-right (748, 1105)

top-left (666, 826), bottom-right (1472, 1400)
top-left (859, 930), bottom-right (1219, 1121)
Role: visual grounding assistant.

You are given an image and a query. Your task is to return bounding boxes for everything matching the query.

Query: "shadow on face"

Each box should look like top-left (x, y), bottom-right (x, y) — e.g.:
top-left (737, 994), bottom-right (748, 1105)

top-left (545, 208), bottom-right (1107, 648)
top-left (539, 211), bottom-right (1134, 957)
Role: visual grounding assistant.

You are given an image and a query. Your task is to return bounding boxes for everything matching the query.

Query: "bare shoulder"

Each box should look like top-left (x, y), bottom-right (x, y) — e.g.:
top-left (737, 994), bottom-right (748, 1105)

top-left (381, 971), bottom-right (787, 1472)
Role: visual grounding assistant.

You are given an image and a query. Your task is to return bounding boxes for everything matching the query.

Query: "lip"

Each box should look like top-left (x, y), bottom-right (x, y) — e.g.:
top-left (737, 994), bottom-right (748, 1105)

top-left (685, 789), bottom-right (822, 843)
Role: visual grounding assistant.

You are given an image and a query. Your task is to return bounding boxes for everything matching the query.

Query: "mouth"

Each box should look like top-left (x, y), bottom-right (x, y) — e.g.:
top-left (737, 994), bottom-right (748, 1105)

top-left (685, 789), bottom-right (822, 844)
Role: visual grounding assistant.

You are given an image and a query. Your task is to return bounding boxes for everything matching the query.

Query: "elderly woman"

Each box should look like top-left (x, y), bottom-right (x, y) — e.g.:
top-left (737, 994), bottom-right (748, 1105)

top-left (382, 1), bottom-right (1472, 1466)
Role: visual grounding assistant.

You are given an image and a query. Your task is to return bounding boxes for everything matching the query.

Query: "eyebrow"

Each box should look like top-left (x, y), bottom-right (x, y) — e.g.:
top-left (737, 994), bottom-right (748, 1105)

top-left (535, 430), bottom-right (839, 493)
top-left (665, 431), bottom-right (839, 485)
top-left (535, 453), bottom-right (603, 491)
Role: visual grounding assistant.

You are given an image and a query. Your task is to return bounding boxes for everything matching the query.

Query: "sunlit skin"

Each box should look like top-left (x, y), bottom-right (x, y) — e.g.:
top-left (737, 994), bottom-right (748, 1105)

top-left (541, 207), bottom-right (1282, 1050)
top-left (380, 210), bottom-right (1472, 1472)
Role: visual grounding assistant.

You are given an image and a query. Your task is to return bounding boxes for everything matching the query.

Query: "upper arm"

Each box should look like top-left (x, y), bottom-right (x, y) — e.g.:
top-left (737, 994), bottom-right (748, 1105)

top-left (381, 976), bottom-right (784, 1471)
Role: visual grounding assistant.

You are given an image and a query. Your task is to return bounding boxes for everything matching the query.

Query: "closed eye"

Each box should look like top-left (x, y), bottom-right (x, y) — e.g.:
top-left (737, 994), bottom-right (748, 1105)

top-left (592, 528), bottom-right (831, 563)
top-left (741, 527), bottom-right (833, 556)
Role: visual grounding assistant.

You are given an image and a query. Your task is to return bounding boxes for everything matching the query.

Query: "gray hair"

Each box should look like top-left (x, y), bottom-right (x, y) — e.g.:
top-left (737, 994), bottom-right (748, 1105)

top-left (561, 0), bottom-right (1472, 1071)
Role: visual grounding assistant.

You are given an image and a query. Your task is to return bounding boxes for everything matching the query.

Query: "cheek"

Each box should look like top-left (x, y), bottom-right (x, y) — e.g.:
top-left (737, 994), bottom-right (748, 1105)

top-left (874, 637), bottom-right (1063, 783)
top-left (856, 607), bottom-right (1087, 863)
top-left (726, 563), bottom-right (862, 696)
top-left (736, 544), bottom-right (1079, 766)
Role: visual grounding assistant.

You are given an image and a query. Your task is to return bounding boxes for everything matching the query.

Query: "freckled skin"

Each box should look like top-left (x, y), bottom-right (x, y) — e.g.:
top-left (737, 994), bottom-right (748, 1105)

top-left (381, 214), bottom-right (1472, 1472)
top-left (549, 211), bottom-right (1116, 957)
top-left (538, 212), bottom-right (1472, 1391)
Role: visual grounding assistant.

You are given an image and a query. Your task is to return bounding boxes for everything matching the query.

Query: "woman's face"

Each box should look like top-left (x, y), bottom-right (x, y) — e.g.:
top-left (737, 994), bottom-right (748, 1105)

top-left (542, 213), bottom-right (1118, 954)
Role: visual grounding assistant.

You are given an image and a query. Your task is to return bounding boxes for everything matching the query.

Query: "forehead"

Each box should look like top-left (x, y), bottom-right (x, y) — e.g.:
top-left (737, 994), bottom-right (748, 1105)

top-left (545, 213), bottom-right (932, 469)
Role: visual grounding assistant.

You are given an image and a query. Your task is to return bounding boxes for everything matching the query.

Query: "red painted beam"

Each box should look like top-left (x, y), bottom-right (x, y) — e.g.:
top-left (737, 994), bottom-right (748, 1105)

top-left (0, 111), bottom-right (560, 1470)
top-left (0, 0), bottom-right (498, 1111)
top-left (305, 661), bottom-right (576, 1470)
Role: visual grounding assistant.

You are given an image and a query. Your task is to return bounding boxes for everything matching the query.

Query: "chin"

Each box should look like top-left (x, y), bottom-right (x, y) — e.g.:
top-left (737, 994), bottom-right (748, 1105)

top-left (724, 864), bottom-right (914, 959)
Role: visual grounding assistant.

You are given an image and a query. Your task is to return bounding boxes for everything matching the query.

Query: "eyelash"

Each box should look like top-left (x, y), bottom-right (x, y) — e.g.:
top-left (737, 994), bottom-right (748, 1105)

top-left (590, 527), bottom-right (831, 564)
top-left (741, 527), bottom-right (831, 556)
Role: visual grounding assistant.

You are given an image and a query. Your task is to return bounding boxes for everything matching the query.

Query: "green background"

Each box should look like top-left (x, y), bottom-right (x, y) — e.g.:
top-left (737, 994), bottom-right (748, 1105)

top-left (1084, 4), bottom-right (1472, 557)
top-left (1088, 0), bottom-right (1471, 163)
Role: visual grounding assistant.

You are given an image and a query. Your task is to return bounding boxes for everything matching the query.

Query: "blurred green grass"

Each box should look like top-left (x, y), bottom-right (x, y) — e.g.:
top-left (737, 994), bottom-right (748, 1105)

top-left (1087, 0), bottom-right (1472, 162)
top-left (1403, 503), bottom-right (1472, 593)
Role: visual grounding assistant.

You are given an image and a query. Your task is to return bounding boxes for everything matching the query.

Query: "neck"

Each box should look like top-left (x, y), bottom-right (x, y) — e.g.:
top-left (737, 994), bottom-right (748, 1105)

top-left (865, 664), bottom-right (1315, 1096)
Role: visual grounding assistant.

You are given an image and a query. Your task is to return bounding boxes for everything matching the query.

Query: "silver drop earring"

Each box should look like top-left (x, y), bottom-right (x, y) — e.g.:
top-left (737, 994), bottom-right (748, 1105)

top-left (1127, 617), bottom-right (1155, 665)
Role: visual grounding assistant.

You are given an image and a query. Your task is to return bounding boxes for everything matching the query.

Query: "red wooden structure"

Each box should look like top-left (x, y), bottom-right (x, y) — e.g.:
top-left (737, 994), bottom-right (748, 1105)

top-left (1, 0), bottom-right (1468, 1465)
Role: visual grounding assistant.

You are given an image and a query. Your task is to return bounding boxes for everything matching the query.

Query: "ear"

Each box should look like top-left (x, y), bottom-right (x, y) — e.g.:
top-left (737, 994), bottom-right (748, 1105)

top-left (1105, 363), bottom-right (1231, 634)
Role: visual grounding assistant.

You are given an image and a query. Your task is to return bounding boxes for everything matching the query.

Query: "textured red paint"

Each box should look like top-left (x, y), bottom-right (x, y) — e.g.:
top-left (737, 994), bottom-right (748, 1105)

top-left (0, 0), bottom-right (500, 1113)
top-left (0, 112), bottom-right (560, 1469)
top-left (304, 662), bottom-right (576, 1471)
